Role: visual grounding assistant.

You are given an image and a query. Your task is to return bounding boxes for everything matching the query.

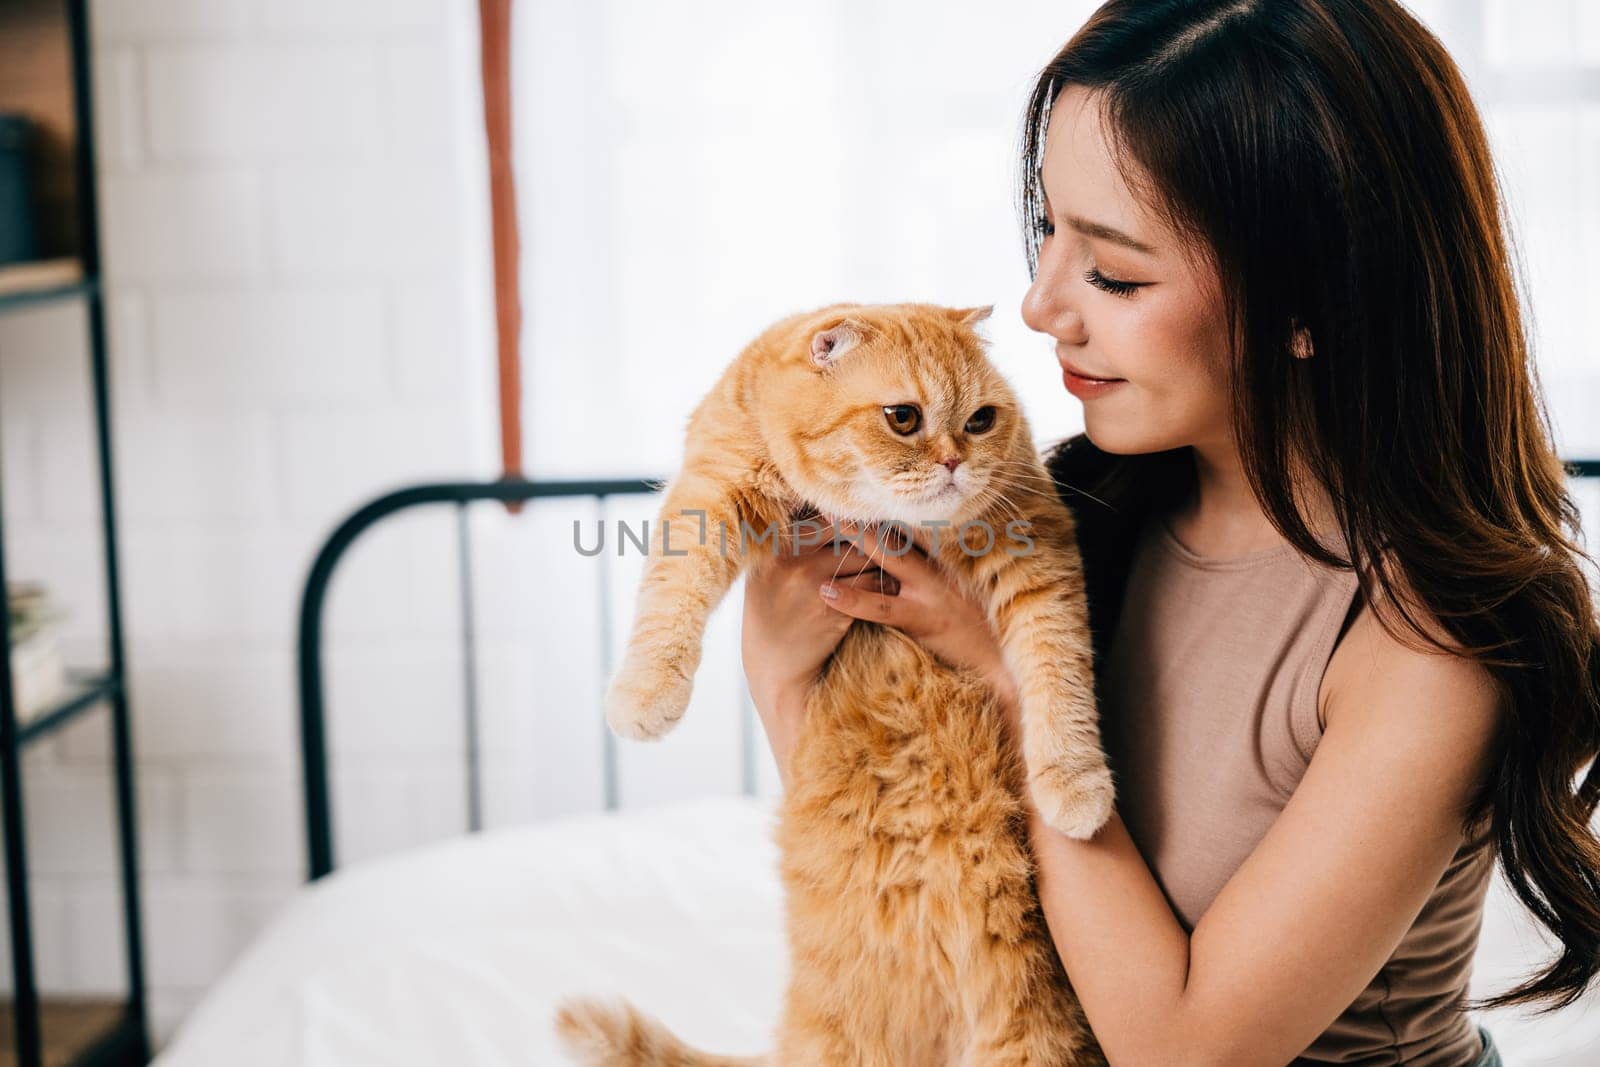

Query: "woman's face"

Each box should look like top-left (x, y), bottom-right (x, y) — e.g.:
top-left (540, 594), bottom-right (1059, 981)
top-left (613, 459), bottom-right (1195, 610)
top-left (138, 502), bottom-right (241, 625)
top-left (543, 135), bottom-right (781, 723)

top-left (1021, 84), bottom-right (1234, 457)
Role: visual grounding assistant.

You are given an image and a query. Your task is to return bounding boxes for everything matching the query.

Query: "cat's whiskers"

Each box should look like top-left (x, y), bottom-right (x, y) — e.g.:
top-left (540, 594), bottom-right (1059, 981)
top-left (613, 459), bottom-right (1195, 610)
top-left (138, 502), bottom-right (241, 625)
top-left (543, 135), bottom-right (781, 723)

top-left (977, 458), bottom-right (1062, 492)
top-left (969, 468), bottom-right (1050, 515)
top-left (823, 524), bottom-right (892, 593)
top-left (1051, 478), bottom-right (1114, 511)
top-left (974, 484), bottom-right (1028, 531)
top-left (831, 543), bottom-right (871, 589)
top-left (959, 477), bottom-right (1017, 524)
top-left (991, 457), bottom-right (1116, 512)
top-left (979, 454), bottom-right (1056, 479)
top-left (981, 457), bottom-right (1116, 512)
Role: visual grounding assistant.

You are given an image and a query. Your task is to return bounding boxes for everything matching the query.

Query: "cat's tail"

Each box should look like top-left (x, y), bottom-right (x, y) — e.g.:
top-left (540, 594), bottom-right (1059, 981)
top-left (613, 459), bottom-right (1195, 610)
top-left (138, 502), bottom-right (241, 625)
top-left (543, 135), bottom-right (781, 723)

top-left (553, 995), bottom-right (770, 1067)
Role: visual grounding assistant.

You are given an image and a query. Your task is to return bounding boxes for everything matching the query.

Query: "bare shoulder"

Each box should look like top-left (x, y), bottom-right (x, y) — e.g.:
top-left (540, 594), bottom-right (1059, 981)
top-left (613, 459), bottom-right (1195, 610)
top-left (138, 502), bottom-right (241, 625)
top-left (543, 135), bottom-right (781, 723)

top-left (1320, 553), bottom-right (1505, 746)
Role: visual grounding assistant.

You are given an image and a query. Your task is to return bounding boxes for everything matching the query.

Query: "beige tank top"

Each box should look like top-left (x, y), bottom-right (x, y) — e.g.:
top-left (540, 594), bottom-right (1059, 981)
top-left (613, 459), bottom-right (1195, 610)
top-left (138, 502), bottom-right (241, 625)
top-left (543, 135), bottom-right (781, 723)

top-left (1099, 510), bottom-right (1496, 1066)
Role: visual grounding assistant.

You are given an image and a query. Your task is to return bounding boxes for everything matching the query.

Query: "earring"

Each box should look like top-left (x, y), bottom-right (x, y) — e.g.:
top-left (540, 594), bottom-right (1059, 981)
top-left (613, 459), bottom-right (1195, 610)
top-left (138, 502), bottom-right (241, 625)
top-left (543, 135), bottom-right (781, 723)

top-left (1290, 324), bottom-right (1314, 359)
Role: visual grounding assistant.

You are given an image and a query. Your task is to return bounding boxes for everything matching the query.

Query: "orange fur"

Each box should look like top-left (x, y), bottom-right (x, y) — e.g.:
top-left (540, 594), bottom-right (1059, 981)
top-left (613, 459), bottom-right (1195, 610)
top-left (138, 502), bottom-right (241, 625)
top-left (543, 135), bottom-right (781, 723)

top-left (556, 302), bottom-right (1108, 1065)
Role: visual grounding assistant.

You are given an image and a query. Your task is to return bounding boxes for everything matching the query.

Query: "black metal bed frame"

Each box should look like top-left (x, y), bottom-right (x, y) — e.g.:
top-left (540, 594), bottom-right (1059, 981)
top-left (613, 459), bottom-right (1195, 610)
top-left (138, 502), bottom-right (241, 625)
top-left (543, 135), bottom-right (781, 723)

top-left (296, 477), bottom-right (671, 880)
top-left (295, 463), bottom-right (1600, 883)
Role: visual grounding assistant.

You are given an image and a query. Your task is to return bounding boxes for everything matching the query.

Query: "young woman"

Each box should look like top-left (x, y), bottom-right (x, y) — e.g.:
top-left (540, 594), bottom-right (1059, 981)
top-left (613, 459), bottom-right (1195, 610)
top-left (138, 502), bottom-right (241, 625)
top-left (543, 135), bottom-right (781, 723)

top-left (740, 1), bottom-right (1600, 1064)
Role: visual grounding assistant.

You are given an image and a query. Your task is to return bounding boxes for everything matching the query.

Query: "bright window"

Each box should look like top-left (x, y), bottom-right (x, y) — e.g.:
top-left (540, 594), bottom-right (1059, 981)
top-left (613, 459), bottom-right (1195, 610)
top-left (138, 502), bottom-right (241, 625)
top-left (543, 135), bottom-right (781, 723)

top-left (515, 1), bottom-right (1598, 472)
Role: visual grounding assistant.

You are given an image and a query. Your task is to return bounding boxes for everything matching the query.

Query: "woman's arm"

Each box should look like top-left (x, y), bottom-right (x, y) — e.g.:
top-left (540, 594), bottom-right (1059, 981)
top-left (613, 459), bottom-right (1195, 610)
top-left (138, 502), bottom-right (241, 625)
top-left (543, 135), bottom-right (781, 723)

top-left (824, 533), bottom-right (1504, 1066)
top-left (749, 679), bottom-right (808, 792)
top-left (742, 517), bottom-right (899, 787)
top-left (980, 684), bottom-right (1196, 1060)
top-left (1013, 611), bottom-right (1503, 1066)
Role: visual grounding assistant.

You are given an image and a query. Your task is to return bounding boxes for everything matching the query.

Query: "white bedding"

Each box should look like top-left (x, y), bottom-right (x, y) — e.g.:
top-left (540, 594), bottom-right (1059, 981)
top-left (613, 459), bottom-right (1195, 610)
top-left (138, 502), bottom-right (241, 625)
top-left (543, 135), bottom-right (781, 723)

top-left (153, 794), bottom-right (1597, 1066)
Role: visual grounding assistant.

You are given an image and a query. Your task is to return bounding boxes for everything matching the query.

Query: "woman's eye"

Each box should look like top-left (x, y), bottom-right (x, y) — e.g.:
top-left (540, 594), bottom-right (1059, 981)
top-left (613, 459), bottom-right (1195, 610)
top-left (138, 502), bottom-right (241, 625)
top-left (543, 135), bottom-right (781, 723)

top-left (1085, 267), bottom-right (1144, 298)
top-left (883, 404), bottom-right (922, 435)
top-left (964, 406), bottom-right (996, 434)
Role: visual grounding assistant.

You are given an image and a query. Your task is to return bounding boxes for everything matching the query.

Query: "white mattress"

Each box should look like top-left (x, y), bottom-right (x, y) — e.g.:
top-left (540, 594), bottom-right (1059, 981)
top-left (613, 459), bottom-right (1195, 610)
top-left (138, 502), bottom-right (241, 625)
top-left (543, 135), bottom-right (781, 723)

top-left (152, 794), bottom-right (1597, 1066)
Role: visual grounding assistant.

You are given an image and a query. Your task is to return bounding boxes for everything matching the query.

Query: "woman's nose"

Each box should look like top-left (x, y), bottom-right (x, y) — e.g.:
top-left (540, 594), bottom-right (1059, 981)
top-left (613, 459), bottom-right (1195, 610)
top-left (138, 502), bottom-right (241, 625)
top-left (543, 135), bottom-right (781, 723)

top-left (1021, 254), bottom-right (1088, 345)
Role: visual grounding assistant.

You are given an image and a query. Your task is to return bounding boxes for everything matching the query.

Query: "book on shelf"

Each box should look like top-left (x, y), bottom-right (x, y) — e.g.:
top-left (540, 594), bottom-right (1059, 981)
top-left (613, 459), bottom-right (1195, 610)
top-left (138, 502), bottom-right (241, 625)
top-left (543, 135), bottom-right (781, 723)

top-left (8, 581), bottom-right (68, 724)
top-left (0, 257), bottom-right (83, 298)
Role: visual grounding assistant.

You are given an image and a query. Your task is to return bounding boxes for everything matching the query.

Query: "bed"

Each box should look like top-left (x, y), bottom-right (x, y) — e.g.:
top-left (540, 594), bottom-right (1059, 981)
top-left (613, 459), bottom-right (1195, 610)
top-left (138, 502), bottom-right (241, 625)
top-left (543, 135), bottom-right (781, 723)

top-left (148, 476), bottom-right (1600, 1067)
top-left (150, 794), bottom-right (786, 1066)
top-left (147, 798), bottom-right (1600, 1067)
top-left (144, 797), bottom-right (1600, 1066)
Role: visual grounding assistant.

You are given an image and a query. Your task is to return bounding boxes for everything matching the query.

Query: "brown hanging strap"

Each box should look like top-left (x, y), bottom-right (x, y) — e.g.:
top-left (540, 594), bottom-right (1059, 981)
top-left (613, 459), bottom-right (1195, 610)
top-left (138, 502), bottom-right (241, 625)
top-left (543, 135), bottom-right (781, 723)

top-left (479, 0), bottom-right (524, 511)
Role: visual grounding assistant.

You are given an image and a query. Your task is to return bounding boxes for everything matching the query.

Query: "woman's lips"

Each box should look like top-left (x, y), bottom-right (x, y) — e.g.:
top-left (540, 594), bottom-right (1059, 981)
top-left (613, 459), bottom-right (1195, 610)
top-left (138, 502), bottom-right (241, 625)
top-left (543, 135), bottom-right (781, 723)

top-left (1059, 358), bottom-right (1121, 381)
top-left (1061, 365), bottom-right (1126, 399)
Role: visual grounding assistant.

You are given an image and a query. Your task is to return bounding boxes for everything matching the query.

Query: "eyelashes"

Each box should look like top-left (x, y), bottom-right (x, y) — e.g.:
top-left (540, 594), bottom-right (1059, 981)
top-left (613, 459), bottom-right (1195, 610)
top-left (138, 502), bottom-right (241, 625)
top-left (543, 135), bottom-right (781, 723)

top-left (1031, 217), bottom-right (1146, 299)
top-left (1083, 268), bottom-right (1142, 298)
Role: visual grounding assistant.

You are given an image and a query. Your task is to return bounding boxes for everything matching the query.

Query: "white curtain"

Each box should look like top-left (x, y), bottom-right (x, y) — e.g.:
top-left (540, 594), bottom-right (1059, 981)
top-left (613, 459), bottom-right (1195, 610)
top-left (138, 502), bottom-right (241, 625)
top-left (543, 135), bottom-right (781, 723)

top-left (1409, 0), bottom-right (1600, 458)
top-left (512, 0), bottom-right (1102, 482)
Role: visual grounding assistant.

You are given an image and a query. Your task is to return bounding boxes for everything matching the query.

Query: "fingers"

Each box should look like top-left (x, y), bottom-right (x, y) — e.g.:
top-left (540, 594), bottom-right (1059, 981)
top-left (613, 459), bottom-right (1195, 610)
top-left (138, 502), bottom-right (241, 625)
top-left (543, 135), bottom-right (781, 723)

top-left (837, 520), bottom-right (939, 585)
top-left (784, 512), bottom-right (838, 557)
top-left (751, 517), bottom-right (889, 592)
top-left (780, 513), bottom-right (857, 559)
top-left (813, 544), bottom-right (880, 591)
top-left (837, 566), bottom-right (899, 596)
top-left (772, 513), bottom-right (941, 599)
top-left (819, 567), bottom-right (904, 624)
top-left (819, 521), bottom-right (925, 621)
top-left (782, 515), bottom-right (868, 575)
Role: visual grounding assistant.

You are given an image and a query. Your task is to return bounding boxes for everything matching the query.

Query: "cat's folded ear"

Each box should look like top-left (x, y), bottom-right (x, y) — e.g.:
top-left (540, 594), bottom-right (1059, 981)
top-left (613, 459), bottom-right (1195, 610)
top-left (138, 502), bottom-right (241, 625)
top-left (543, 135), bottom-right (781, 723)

top-left (810, 317), bottom-right (873, 370)
top-left (950, 304), bottom-right (994, 327)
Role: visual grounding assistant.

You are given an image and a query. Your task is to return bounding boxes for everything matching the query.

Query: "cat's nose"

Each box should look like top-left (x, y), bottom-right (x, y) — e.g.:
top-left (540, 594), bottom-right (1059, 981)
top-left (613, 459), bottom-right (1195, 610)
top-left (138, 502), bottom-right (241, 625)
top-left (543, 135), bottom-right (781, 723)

top-left (941, 455), bottom-right (962, 472)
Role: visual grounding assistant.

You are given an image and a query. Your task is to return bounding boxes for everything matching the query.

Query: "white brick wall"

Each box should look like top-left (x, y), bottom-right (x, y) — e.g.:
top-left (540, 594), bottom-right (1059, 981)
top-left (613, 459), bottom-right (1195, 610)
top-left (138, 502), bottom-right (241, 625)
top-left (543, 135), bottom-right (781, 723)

top-left (0, 0), bottom-right (492, 1049)
top-left (101, 170), bottom-right (266, 281)
top-left (143, 45), bottom-right (386, 161)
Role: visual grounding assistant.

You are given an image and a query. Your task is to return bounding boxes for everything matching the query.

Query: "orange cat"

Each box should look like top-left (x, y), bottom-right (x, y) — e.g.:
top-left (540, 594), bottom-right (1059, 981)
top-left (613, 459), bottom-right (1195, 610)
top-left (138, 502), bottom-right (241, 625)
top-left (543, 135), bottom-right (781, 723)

top-left (555, 302), bottom-right (1108, 1065)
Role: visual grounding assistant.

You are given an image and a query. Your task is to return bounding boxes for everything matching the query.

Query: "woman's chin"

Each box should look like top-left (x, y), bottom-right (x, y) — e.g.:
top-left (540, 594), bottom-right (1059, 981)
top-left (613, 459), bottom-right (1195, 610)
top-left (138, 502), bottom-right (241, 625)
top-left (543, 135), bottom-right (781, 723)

top-left (1082, 416), bottom-right (1169, 457)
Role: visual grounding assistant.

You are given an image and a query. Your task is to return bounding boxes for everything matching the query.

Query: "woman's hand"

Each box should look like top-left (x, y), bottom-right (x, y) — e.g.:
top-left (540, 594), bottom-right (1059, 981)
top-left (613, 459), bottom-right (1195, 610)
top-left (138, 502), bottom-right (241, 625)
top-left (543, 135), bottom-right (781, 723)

top-left (741, 517), bottom-right (895, 786)
top-left (820, 522), bottom-right (1023, 737)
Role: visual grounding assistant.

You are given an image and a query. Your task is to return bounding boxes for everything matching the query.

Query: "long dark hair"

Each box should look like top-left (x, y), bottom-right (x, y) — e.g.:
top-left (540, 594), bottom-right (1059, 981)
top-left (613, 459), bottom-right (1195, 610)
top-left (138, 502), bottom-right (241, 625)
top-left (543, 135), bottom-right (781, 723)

top-left (1019, 0), bottom-right (1600, 1013)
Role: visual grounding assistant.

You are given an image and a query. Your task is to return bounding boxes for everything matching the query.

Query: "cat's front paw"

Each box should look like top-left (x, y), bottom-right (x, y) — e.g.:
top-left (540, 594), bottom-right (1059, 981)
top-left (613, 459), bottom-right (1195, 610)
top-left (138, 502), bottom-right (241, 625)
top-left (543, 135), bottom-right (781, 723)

top-left (604, 659), bottom-right (693, 741)
top-left (1030, 758), bottom-right (1115, 840)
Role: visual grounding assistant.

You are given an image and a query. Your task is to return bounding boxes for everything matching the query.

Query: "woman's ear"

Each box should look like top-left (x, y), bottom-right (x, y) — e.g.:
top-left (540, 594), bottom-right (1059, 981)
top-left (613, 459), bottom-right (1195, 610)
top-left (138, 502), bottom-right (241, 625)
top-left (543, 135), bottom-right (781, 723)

top-left (811, 319), bottom-right (869, 369)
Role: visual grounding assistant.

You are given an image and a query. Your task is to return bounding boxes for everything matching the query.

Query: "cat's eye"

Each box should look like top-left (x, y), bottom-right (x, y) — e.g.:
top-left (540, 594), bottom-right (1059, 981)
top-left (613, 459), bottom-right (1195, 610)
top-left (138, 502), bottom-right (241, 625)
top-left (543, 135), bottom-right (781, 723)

top-left (965, 406), bottom-right (996, 434)
top-left (883, 404), bottom-right (922, 435)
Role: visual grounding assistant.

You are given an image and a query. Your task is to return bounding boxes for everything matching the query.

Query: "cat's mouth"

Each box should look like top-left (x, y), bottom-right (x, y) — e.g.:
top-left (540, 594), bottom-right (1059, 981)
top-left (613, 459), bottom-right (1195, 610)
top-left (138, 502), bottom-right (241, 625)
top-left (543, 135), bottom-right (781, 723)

top-left (927, 483), bottom-right (961, 499)
top-left (910, 482), bottom-right (966, 510)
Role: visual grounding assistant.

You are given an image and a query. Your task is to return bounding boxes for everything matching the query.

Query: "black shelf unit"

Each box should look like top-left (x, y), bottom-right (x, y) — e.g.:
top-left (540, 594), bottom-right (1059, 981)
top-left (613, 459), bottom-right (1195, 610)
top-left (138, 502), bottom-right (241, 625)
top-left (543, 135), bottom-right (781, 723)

top-left (0, 276), bottom-right (98, 315)
top-left (0, 1), bottom-right (149, 1064)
